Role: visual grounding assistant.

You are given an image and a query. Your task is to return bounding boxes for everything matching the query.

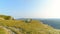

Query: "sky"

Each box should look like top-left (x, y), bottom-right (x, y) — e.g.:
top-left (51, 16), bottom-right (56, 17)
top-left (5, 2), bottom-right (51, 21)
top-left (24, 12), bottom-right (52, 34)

top-left (0, 0), bottom-right (60, 18)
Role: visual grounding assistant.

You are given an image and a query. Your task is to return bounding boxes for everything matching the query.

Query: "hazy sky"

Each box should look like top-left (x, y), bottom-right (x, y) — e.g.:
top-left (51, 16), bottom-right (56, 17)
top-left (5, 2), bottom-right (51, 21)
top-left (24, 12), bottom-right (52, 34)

top-left (0, 0), bottom-right (60, 18)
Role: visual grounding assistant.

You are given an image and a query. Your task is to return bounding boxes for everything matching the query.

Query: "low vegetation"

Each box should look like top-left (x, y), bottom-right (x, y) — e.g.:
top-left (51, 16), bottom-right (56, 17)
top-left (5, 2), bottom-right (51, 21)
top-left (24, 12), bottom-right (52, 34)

top-left (0, 15), bottom-right (14, 20)
top-left (0, 15), bottom-right (60, 34)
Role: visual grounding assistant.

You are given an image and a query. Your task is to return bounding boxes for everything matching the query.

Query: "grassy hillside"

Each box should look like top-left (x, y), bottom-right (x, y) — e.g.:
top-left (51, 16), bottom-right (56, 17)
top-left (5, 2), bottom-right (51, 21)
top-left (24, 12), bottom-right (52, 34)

top-left (0, 15), bottom-right (60, 34)
top-left (0, 20), bottom-right (59, 34)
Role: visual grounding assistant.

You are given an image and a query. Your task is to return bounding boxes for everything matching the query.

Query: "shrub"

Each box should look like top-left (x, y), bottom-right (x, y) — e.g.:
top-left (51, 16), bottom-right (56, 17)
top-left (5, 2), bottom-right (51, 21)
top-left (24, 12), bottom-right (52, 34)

top-left (0, 15), bottom-right (14, 20)
top-left (24, 18), bottom-right (32, 23)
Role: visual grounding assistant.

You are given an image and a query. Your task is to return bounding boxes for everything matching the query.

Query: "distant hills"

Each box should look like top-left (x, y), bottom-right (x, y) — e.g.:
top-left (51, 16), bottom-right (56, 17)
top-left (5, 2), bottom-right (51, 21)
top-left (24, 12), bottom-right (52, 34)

top-left (40, 19), bottom-right (60, 29)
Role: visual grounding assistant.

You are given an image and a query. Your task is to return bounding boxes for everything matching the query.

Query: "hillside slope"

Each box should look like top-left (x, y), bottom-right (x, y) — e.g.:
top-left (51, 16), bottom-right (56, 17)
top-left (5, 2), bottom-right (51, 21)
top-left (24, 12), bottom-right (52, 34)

top-left (0, 20), bottom-right (59, 34)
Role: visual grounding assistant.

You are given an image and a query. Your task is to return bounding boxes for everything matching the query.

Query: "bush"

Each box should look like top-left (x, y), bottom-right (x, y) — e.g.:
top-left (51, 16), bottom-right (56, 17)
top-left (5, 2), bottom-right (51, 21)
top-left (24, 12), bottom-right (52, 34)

top-left (0, 15), bottom-right (14, 20)
top-left (24, 18), bottom-right (32, 23)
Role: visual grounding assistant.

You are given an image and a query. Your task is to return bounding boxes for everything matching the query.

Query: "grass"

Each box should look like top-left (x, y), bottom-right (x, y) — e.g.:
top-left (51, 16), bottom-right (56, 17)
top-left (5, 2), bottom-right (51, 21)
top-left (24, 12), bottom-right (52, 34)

top-left (0, 19), bottom-right (59, 34)
top-left (0, 27), bottom-right (6, 34)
